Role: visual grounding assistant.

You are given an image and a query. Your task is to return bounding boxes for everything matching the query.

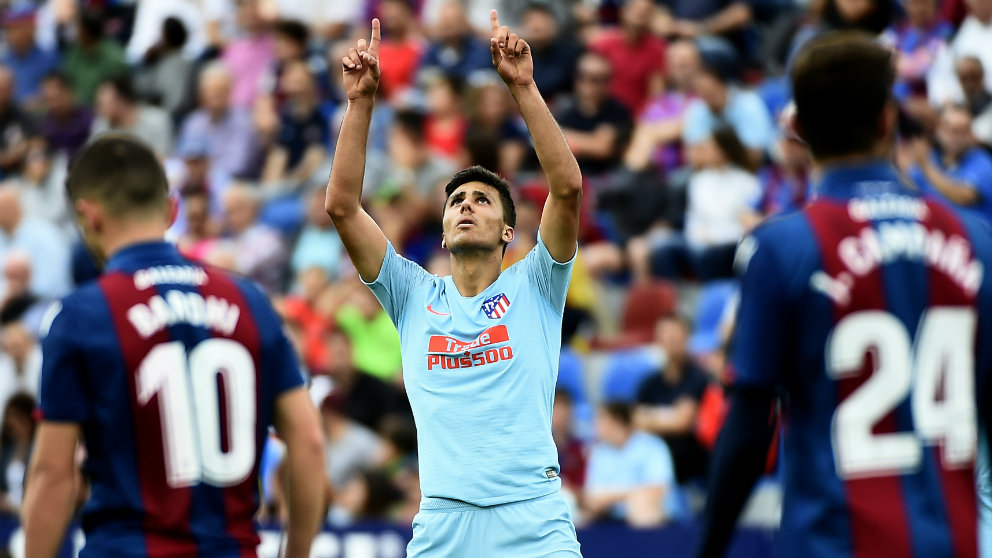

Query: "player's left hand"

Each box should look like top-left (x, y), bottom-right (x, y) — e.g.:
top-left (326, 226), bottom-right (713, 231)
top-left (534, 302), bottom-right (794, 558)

top-left (490, 10), bottom-right (534, 88)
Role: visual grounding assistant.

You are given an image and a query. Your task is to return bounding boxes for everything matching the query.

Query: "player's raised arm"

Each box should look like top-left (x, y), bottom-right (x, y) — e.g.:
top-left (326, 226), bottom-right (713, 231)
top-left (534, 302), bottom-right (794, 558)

top-left (325, 19), bottom-right (390, 282)
top-left (490, 10), bottom-right (582, 263)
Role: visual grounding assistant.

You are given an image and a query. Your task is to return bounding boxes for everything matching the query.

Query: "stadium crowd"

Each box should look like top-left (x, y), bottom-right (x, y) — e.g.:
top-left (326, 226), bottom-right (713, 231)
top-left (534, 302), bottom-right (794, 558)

top-left (0, 0), bottom-right (990, 532)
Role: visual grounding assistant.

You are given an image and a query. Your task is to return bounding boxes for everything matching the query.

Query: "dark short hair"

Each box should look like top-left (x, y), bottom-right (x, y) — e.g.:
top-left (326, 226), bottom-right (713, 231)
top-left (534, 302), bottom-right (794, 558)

top-left (100, 74), bottom-right (137, 104)
top-left (711, 126), bottom-right (756, 173)
top-left (274, 19), bottom-right (309, 47)
top-left (67, 134), bottom-right (169, 216)
top-left (162, 17), bottom-right (188, 49)
top-left (602, 401), bottom-right (633, 426)
top-left (522, 1), bottom-right (556, 18)
top-left (393, 109), bottom-right (425, 141)
top-left (790, 31), bottom-right (894, 159)
top-left (41, 70), bottom-right (72, 89)
top-left (443, 165), bottom-right (517, 230)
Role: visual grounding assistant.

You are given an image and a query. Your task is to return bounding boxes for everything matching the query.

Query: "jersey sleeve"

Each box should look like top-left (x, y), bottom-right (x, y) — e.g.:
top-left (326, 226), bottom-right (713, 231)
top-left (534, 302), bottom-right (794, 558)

top-left (517, 229), bottom-right (576, 315)
top-left (730, 229), bottom-right (793, 388)
top-left (364, 241), bottom-right (434, 327)
top-left (39, 300), bottom-right (90, 423)
top-left (243, 280), bottom-right (306, 395)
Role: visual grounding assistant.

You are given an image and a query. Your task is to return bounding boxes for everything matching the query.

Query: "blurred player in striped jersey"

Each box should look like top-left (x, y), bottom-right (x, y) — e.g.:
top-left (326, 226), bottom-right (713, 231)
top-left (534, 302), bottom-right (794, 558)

top-left (698, 32), bottom-right (991, 557)
top-left (22, 135), bottom-right (325, 558)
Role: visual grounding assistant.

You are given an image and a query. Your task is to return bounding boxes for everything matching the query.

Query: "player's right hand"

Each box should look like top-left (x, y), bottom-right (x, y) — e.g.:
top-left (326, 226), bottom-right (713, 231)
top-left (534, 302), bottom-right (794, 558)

top-left (342, 18), bottom-right (381, 102)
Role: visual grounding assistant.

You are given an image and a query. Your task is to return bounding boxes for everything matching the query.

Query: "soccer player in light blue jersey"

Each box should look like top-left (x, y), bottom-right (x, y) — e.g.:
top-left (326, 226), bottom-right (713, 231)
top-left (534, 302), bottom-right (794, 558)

top-left (325, 12), bottom-right (583, 558)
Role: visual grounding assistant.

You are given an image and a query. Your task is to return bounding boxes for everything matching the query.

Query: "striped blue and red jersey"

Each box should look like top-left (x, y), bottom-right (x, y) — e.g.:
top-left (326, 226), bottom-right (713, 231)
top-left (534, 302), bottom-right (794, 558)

top-left (732, 162), bottom-right (992, 557)
top-left (39, 241), bottom-right (305, 558)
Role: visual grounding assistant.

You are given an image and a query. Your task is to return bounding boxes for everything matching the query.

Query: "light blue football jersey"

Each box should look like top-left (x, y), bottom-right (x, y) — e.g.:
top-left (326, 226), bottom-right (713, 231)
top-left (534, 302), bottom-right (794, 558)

top-left (365, 232), bottom-right (575, 506)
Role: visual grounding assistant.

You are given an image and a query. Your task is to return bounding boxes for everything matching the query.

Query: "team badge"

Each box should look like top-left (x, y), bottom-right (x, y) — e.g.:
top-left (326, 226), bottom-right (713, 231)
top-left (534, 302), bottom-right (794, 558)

top-left (481, 293), bottom-right (510, 319)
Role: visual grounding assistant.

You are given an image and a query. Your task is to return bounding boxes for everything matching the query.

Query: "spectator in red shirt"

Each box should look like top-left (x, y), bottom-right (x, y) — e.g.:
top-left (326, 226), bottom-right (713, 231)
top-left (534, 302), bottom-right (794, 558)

top-left (589, 0), bottom-right (667, 115)
top-left (423, 74), bottom-right (467, 159)
top-left (377, 0), bottom-right (425, 101)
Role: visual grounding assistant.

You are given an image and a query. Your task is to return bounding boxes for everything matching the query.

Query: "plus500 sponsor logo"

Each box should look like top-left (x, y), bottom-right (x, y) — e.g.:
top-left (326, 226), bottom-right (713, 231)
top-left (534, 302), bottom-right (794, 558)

top-left (427, 346), bottom-right (515, 370)
top-left (426, 325), bottom-right (513, 370)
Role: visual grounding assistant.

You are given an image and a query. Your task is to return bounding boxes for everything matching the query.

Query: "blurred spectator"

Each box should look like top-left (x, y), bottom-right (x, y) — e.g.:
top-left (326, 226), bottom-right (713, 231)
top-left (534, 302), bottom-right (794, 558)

top-left (633, 315), bottom-right (711, 484)
top-left (882, 0), bottom-right (952, 102)
top-left (583, 401), bottom-right (678, 527)
top-left (177, 63), bottom-right (261, 179)
top-left (906, 104), bottom-right (992, 225)
top-left (281, 267), bottom-right (334, 372)
top-left (322, 329), bottom-right (411, 430)
top-left (0, 393), bottom-right (37, 515)
top-left (419, 0), bottom-right (492, 82)
top-left (2, 6), bottom-right (59, 108)
top-left (956, 56), bottom-right (992, 147)
top-left (262, 60), bottom-right (331, 187)
top-left (269, 19), bottom-right (316, 108)
top-left (928, 0), bottom-right (992, 106)
top-left (553, 389), bottom-right (588, 494)
top-left (0, 66), bottom-right (35, 179)
top-left (135, 17), bottom-right (195, 121)
top-left (330, 469), bottom-right (404, 526)
top-left (382, 108), bottom-right (456, 213)
top-left (682, 57), bottom-right (774, 165)
top-left (422, 74), bottom-right (468, 159)
top-left (522, 2), bottom-right (582, 102)
top-left (175, 186), bottom-right (221, 262)
top-left (291, 185), bottom-right (345, 280)
top-left (789, 0), bottom-right (895, 64)
top-left (589, 0), bottom-right (666, 115)
top-left (221, 183), bottom-right (287, 293)
top-left (760, 104), bottom-right (811, 215)
top-left (1, 143), bottom-right (70, 234)
top-left (0, 299), bottom-right (42, 408)
top-left (377, 0), bottom-right (427, 101)
top-left (0, 188), bottom-right (71, 299)
top-left (222, 0), bottom-right (276, 109)
top-left (320, 392), bottom-right (384, 489)
top-left (38, 72), bottom-right (92, 160)
top-left (467, 78), bottom-right (530, 177)
top-left (633, 127), bottom-right (762, 282)
top-left (0, 255), bottom-right (48, 335)
top-left (61, 8), bottom-right (128, 106)
top-left (90, 75), bottom-right (174, 157)
top-left (126, 0), bottom-right (212, 63)
top-left (557, 52), bottom-right (633, 177)
top-left (335, 284), bottom-right (403, 383)
top-left (624, 39), bottom-right (702, 173)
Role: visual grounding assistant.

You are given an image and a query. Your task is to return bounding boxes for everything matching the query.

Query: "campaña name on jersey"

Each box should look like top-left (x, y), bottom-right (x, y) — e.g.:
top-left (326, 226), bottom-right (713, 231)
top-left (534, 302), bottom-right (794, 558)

top-left (127, 289), bottom-right (241, 338)
top-left (133, 265), bottom-right (208, 290)
top-left (811, 219), bottom-right (983, 305)
top-left (426, 325), bottom-right (513, 370)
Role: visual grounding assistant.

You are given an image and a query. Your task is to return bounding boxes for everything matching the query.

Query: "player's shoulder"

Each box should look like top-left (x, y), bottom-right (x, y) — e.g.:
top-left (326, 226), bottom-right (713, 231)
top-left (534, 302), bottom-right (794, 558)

top-left (739, 210), bottom-right (816, 265)
top-left (38, 280), bottom-right (106, 341)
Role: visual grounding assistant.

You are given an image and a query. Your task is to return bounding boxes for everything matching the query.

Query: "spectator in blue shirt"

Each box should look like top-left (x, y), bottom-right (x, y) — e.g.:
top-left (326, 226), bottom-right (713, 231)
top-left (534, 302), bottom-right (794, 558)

top-left (1, 7), bottom-right (58, 108)
top-left (682, 57), bottom-right (775, 167)
top-left (906, 104), bottom-right (992, 225)
top-left (418, 0), bottom-right (492, 83)
top-left (583, 402), bottom-right (682, 527)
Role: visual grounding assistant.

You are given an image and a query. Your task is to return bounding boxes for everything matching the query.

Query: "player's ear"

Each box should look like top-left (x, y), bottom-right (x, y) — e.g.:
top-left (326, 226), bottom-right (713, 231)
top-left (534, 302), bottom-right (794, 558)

top-left (74, 199), bottom-right (102, 235)
top-left (879, 100), bottom-right (898, 145)
top-left (441, 234), bottom-right (447, 250)
top-left (166, 195), bottom-right (179, 227)
top-left (502, 225), bottom-right (514, 245)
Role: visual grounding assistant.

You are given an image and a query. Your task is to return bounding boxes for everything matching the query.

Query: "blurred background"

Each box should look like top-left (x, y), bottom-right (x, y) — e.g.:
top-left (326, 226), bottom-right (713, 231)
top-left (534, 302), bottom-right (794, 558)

top-left (0, 0), bottom-right (989, 555)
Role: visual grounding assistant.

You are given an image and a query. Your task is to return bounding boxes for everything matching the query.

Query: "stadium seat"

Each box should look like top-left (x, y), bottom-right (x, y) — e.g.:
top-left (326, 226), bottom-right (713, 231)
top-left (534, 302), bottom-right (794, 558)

top-left (688, 280), bottom-right (739, 356)
top-left (590, 280), bottom-right (678, 350)
top-left (600, 346), bottom-right (665, 402)
top-left (557, 347), bottom-right (588, 404)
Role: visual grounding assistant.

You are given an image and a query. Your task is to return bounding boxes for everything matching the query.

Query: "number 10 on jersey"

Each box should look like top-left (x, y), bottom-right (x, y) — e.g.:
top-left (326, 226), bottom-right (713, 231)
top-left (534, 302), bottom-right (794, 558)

top-left (828, 308), bottom-right (977, 478)
top-left (137, 339), bottom-right (257, 488)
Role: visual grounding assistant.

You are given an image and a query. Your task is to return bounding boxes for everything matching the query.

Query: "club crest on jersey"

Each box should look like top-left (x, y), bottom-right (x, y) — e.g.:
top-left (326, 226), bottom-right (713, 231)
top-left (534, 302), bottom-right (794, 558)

top-left (482, 293), bottom-right (510, 319)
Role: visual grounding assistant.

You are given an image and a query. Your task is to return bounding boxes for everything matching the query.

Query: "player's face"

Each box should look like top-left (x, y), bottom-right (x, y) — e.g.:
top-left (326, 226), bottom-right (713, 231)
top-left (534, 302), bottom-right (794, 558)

top-left (442, 182), bottom-right (512, 255)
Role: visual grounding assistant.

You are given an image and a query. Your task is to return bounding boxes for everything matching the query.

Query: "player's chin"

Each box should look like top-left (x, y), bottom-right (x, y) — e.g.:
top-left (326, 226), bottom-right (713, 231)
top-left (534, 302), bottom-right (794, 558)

top-left (447, 236), bottom-right (502, 255)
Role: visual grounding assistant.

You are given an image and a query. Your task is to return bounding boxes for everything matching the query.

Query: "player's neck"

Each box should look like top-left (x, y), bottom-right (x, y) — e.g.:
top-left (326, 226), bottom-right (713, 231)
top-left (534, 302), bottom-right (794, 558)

top-left (813, 145), bottom-right (892, 171)
top-left (101, 224), bottom-right (169, 262)
top-left (449, 251), bottom-right (503, 298)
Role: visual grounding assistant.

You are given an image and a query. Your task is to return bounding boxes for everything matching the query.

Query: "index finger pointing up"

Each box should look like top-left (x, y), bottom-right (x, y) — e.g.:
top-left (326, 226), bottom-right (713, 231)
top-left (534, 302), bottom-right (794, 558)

top-left (490, 9), bottom-right (500, 32)
top-left (369, 18), bottom-right (381, 57)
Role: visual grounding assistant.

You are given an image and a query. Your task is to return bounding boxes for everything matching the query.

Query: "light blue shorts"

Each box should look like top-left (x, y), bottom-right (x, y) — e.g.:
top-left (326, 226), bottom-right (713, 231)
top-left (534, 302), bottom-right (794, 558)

top-left (407, 491), bottom-right (582, 558)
